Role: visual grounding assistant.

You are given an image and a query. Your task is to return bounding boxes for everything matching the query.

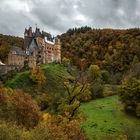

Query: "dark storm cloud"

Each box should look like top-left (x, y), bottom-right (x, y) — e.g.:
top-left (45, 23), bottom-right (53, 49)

top-left (0, 0), bottom-right (140, 36)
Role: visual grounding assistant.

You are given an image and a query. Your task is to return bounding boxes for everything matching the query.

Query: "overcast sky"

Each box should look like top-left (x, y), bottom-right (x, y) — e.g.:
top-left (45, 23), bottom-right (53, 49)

top-left (0, 0), bottom-right (140, 37)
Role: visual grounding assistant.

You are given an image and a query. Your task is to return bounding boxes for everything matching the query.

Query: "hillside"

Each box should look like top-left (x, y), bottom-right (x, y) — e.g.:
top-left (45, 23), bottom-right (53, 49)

top-left (1, 27), bottom-right (140, 139)
top-left (5, 64), bottom-right (77, 96)
top-left (60, 27), bottom-right (140, 83)
top-left (80, 96), bottom-right (140, 140)
top-left (0, 34), bottom-right (23, 62)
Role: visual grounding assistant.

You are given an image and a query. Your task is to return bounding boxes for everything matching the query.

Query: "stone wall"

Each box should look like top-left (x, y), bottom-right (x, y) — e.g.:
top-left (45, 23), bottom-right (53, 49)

top-left (44, 44), bottom-right (61, 63)
top-left (7, 30), bottom-right (61, 70)
top-left (0, 65), bottom-right (18, 76)
top-left (28, 55), bottom-right (36, 68)
top-left (8, 53), bottom-right (25, 68)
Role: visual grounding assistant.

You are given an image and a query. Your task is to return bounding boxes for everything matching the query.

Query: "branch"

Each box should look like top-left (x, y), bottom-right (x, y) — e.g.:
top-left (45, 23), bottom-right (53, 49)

top-left (64, 83), bottom-right (71, 97)
top-left (70, 103), bottom-right (80, 118)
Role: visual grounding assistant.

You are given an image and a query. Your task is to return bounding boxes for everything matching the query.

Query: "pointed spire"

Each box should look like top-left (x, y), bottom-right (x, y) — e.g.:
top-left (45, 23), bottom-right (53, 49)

top-left (24, 28), bottom-right (28, 36)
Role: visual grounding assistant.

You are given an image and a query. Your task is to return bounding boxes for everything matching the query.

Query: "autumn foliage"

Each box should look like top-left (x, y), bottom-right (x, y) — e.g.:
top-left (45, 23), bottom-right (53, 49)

top-left (119, 78), bottom-right (140, 118)
top-left (32, 115), bottom-right (86, 140)
top-left (30, 66), bottom-right (46, 87)
top-left (0, 88), bottom-right (41, 128)
top-left (60, 27), bottom-right (140, 83)
top-left (0, 34), bottom-right (23, 62)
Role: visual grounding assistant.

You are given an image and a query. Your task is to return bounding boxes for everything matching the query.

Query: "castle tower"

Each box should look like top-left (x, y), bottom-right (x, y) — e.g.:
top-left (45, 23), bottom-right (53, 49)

top-left (54, 37), bottom-right (60, 45)
top-left (23, 26), bottom-right (61, 66)
top-left (28, 27), bottom-right (32, 37)
top-left (24, 27), bottom-right (33, 50)
top-left (35, 27), bottom-right (42, 37)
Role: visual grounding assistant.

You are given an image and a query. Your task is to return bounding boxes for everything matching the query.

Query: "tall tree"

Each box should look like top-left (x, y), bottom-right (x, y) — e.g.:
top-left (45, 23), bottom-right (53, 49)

top-left (30, 66), bottom-right (46, 88)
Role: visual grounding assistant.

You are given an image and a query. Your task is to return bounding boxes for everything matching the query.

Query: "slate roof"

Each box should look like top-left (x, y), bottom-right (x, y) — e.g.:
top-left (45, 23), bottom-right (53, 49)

top-left (11, 46), bottom-right (25, 55)
top-left (28, 39), bottom-right (39, 54)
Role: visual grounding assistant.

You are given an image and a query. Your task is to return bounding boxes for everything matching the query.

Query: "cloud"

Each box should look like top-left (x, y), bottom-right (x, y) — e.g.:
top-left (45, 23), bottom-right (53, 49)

top-left (0, 0), bottom-right (140, 36)
top-left (78, 0), bottom-right (140, 28)
top-left (0, 0), bottom-right (36, 36)
top-left (30, 0), bottom-right (85, 34)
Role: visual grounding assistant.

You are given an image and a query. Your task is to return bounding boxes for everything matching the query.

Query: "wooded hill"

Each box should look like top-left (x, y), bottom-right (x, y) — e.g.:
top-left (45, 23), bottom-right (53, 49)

top-left (60, 27), bottom-right (140, 83)
top-left (1, 27), bottom-right (140, 83)
top-left (0, 34), bottom-right (23, 62)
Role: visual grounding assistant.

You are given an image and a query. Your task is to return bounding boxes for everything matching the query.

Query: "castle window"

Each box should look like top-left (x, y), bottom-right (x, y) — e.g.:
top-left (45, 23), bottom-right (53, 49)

top-left (12, 51), bottom-right (16, 54)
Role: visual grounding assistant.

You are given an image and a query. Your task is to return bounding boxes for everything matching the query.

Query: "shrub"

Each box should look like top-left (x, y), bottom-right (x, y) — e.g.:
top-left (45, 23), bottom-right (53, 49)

top-left (35, 94), bottom-right (52, 111)
top-left (103, 85), bottom-right (118, 97)
top-left (0, 88), bottom-right (14, 120)
top-left (123, 125), bottom-right (140, 140)
top-left (119, 78), bottom-right (140, 117)
top-left (88, 65), bottom-right (101, 83)
top-left (31, 115), bottom-right (86, 140)
top-left (62, 57), bottom-right (71, 67)
top-left (30, 122), bottom-right (49, 140)
top-left (12, 90), bottom-right (41, 128)
top-left (101, 70), bottom-right (109, 83)
top-left (30, 66), bottom-right (46, 87)
top-left (136, 103), bottom-right (140, 117)
top-left (90, 83), bottom-right (104, 99)
top-left (78, 84), bottom-right (92, 102)
top-left (0, 88), bottom-right (41, 128)
top-left (0, 121), bottom-right (31, 140)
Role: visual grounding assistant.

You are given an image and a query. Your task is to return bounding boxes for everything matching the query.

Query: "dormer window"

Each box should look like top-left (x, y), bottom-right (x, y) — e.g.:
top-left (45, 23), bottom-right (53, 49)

top-left (12, 51), bottom-right (16, 54)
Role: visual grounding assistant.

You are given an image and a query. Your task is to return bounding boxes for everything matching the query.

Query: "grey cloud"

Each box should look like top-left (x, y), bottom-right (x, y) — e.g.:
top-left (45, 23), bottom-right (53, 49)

top-left (30, 0), bottom-right (82, 34)
top-left (78, 0), bottom-right (140, 28)
top-left (0, 0), bottom-right (140, 37)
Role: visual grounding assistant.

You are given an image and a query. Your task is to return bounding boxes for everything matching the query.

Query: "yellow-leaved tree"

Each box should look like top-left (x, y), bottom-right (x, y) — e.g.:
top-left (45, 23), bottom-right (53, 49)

top-left (58, 76), bottom-right (92, 119)
top-left (30, 66), bottom-right (46, 88)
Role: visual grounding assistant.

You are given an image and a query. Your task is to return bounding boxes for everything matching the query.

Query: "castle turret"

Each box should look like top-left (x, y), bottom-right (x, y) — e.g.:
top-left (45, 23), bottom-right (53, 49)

top-left (35, 27), bottom-right (42, 37)
top-left (55, 37), bottom-right (60, 45)
top-left (24, 27), bottom-right (33, 50)
top-left (28, 27), bottom-right (32, 37)
top-left (24, 28), bottom-right (28, 36)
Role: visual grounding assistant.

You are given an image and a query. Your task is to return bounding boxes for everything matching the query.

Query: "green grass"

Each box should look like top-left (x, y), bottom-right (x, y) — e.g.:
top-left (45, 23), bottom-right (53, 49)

top-left (80, 96), bottom-right (140, 140)
top-left (5, 64), bottom-right (74, 95)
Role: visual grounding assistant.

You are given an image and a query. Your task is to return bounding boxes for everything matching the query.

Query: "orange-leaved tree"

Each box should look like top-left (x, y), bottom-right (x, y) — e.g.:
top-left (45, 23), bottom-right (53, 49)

top-left (0, 88), bottom-right (41, 128)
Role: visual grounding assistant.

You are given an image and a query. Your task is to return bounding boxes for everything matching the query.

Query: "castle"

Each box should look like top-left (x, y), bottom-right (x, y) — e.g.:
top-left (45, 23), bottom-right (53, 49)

top-left (8, 27), bottom-right (61, 69)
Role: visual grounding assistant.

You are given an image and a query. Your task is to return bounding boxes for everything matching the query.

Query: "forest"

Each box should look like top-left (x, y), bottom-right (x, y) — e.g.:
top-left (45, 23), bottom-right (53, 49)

top-left (0, 34), bottom-right (23, 63)
top-left (61, 28), bottom-right (140, 80)
top-left (0, 27), bottom-right (140, 139)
